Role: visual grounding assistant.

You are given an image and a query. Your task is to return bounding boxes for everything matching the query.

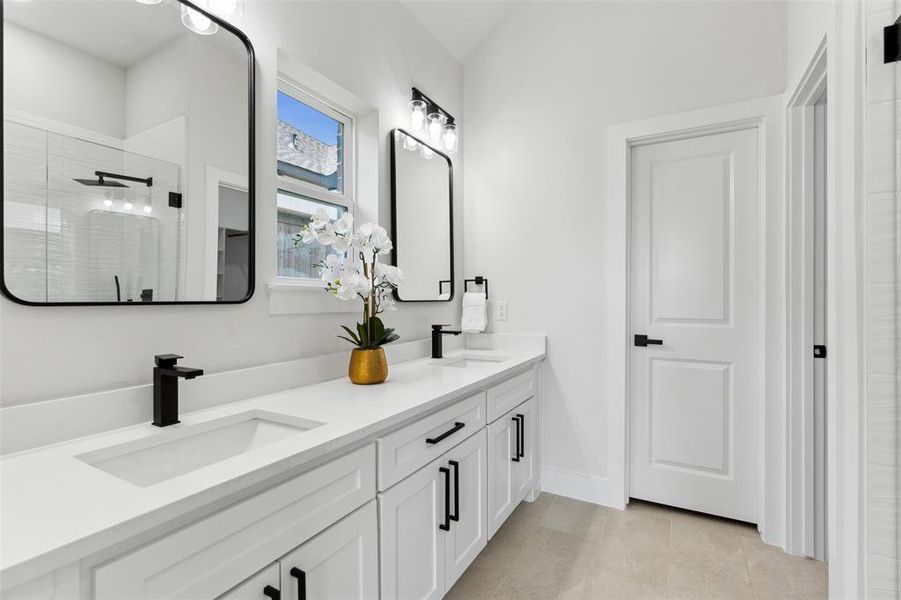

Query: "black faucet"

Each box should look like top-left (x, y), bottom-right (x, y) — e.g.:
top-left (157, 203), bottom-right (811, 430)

top-left (431, 324), bottom-right (462, 359)
top-left (153, 354), bottom-right (203, 427)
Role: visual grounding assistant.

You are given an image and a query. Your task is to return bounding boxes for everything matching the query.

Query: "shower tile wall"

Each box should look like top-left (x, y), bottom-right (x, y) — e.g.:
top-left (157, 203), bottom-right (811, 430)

top-left (865, 1), bottom-right (900, 598)
top-left (3, 120), bottom-right (183, 303)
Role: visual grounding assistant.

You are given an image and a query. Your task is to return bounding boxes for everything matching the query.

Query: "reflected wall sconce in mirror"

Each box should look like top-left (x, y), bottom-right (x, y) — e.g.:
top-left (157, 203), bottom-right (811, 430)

top-left (135, 0), bottom-right (243, 36)
top-left (408, 87), bottom-right (458, 157)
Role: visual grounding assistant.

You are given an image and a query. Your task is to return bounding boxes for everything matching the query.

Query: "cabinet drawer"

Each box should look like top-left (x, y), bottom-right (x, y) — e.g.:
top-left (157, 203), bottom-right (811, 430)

top-left (94, 444), bottom-right (376, 600)
top-left (487, 369), bottom-right (535, 423)
top-left (377, 393), bottom-right (485, 491)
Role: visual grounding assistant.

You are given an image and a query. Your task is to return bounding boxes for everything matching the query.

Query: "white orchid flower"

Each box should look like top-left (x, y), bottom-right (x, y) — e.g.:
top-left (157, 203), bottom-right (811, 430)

top-left (375, 263), bottom-right (404, 286)
top-left (332, 235), bottom-right (351, 253)
top-left (335, 283), bottom-right (357, 301)
top-left (311, 206), bottom-right (331, 230)
top-left (299, 226), bottom-right (318, 245)
top-left (316, 224), bottom-right (336, 246)
top-left (334, 212), bottom-right (354, 235)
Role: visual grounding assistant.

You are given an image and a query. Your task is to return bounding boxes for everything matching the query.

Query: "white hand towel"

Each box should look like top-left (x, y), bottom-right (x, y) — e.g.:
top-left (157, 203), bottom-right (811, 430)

top-left (461, 291), bottom-right (488, 333)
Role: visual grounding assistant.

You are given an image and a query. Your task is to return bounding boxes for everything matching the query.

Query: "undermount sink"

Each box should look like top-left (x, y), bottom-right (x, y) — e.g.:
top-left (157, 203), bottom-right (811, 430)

top-left (77, 410), bottom-right (325, 487)
top-left (434, 355), bottom-right (507, 368)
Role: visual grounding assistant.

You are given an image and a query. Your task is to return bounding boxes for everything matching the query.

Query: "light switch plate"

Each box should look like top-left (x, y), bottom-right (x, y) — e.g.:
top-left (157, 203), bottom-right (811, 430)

top-left (497, 301), bottom-right (508, 321)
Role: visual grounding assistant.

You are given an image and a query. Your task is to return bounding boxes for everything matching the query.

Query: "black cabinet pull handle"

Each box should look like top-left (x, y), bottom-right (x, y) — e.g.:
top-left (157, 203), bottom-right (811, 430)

top-left (516, 413), bottom-right (525, 458)
top-left (634, 334), bottom-right (664, 347)
top-left (439, 466), bottom-right (451, 530)
top-left (426, 422), bottom-right (465, 445)
top-left (512, 415), bottom-right (521, 462)
top-left (448, 460), bottom-right (460, 522)
top-left (289, 567), bottom-right (306, 600)
top-left (263, 585), bottom-right (281, 600)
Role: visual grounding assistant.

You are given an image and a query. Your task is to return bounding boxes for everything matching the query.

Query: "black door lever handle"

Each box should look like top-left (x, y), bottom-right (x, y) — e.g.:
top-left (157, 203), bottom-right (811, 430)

top-left (634, 334), bottom-right (663, 347)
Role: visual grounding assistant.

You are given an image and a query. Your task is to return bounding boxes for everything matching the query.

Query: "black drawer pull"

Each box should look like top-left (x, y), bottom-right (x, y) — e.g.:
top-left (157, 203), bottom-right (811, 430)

top-left (263, 585), bottom-right (281, 600)
top-left (426, 422), bottom-right (465, 445)
top-left (290, 567), bottom-right (306, 600)
top-left (516, 413), bottom-right (525, 458)
top-left (512, 415), bottom-right (521, 462)
top-left (448, 460), bottom-right (460, 522)
top-left (439, 466), bottom-right (451, 531)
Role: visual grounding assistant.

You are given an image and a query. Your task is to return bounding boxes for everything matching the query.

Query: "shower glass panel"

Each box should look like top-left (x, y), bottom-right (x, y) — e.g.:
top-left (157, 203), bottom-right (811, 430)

top-left (3, 121), bottom-right (183, 303)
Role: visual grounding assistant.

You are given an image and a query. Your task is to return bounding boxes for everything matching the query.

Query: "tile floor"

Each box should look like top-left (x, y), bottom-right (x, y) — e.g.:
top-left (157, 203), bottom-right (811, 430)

top-left (446, 493), bottom-right (827, 600)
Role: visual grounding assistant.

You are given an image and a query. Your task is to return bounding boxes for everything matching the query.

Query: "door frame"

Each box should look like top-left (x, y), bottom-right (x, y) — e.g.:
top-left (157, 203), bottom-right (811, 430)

top-left (784, 37), bottom-right (827, 559)
top-left (605, 94), bottom-right (785, 544)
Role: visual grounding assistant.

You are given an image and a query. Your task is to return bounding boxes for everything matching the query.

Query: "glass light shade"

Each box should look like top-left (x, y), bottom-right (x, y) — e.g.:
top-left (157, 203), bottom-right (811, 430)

top-left (409, 99), bottom-right (427, 134)
top-left (103, 199), bottom-right (113, 208)
top-left (428, 112), bottom-right (446, 145)
top-left (443, 123), bottom-right (458, 155)
top-left (123, 202), bottom-right (134, 211)
top-left (143, 205), bottom-right (153, 214)
top-left (181, 3), bottom-right (219, 35)
top-left (421, 145), bottom-right (434, 160)
top-left (402, 133), bottom-right (419, 152)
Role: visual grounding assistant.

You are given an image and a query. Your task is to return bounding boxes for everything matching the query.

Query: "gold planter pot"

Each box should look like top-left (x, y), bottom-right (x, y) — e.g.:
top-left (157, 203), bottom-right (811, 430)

top-left (348, 348), bottom-right (388, 385)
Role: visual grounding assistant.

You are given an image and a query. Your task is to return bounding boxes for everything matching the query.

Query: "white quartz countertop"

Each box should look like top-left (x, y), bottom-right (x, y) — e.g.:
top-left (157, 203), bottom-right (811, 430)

top-left (0, 345), bottom-right (545, 587)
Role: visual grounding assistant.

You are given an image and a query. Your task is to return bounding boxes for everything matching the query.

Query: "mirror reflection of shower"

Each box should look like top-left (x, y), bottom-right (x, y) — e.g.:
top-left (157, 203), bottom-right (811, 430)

top-left (3, 121), bottom-right (183, 303)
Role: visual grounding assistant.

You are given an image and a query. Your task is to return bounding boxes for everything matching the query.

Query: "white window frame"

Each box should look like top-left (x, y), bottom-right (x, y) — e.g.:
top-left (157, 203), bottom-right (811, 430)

top-left (276, 76), bottom-right (355, 284)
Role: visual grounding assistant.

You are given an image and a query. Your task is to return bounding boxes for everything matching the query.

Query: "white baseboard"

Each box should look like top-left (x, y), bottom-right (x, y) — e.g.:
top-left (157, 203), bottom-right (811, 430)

top-left (541, 466), bottom-right (621, 509)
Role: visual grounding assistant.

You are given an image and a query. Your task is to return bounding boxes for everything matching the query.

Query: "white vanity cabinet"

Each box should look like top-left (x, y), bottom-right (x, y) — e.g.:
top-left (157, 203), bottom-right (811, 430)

top-left (277, 501), bottom-right (379, 600)
top-left (378, 430), bottom-right (488, 600)
top-left (217, 564), bottom-right (280, 600)
top-left (487, 378), bottom-right (539, 539)
top-left (93, 445), bottom-right (376, 600)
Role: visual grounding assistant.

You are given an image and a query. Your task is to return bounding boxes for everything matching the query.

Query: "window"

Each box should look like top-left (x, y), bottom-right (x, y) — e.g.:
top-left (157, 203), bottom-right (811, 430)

top-left (276, 78), bottom-right (354, 280)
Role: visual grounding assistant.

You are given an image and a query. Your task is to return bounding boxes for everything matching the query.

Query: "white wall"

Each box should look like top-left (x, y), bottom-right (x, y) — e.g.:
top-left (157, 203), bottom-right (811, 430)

top-left (2, 22), bottom-right (126, 139)
top-left (0, 2), bottom-right (463, 406)
top-left (463, 1), bottom-right (786, 504)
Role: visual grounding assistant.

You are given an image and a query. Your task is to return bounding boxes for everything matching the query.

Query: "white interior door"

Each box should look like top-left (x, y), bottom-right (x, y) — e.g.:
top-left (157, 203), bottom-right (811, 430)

top-left (629, 127), bottom-right (759, 522)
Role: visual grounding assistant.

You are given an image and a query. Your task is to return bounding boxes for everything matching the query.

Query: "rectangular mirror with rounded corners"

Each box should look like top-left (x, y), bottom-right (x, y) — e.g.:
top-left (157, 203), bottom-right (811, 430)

top-left (1, 0), bottom-right (254, 305)
top-left (390, 128), bottom-right (453, 302)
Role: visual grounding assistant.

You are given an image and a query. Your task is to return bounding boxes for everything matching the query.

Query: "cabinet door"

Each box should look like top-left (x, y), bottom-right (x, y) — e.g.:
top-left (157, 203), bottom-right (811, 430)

top-left (487, 412), bottom-right (517, 539)
top-left (444, 430), bottom-right (488, 590)
top-left (279, 501), bottom-right (378, 600)
top-left (217, 563), bottom-right (280, 600)
top-left (513, 396), bottom-right (539, 501)
top-left (378, 459), bottom-right (447, 600)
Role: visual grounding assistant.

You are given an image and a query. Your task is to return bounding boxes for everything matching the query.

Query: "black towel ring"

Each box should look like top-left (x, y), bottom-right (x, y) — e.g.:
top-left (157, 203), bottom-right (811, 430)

top-left (463, 276), bottom-right (489, 299)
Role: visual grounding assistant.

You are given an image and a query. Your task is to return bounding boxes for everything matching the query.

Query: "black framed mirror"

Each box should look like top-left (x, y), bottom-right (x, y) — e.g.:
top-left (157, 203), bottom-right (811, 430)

top-left (1, 0), bottom-right (254, 305)
top-left (390, 128), bottom-right (454, 302)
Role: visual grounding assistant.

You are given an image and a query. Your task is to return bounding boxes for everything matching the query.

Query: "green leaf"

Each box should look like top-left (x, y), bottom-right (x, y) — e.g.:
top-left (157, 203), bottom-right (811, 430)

top-left (356, 322), bottom-right (369, 347)
top-left (340, 325), bottom-right (361, 345)
top-left (371, 316), bottom-right (385, 341)
top-left (337, 335), bottom-right (362, 348)
top-left (381, 333), bottom-right (400, 346)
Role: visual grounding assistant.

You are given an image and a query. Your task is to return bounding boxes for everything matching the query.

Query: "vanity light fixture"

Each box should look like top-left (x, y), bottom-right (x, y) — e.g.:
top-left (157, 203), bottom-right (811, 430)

top-left (408, 87), bottom-right (458, 157)
top-left (103, 199), bottom-right (114, 209)
top-left (428, 112), bottom-right (447, 145)
top-left (143, 205), bottom-right (153, 214)
top-left (443, 121), bottom-right (458, 154)
top-left (123, 202), bottom-right (134, 212)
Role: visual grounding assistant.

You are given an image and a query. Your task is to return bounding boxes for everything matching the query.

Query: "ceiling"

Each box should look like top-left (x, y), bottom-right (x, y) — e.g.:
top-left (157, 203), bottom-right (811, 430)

top-left (4, 0), bottom-right (186, 68)
top-left (398, 0), bottom-right (521, 64)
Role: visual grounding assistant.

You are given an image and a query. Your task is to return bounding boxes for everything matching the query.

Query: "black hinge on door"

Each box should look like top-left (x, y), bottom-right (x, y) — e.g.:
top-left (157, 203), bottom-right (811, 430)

top-left (813, 345), bottom-right (827, 358)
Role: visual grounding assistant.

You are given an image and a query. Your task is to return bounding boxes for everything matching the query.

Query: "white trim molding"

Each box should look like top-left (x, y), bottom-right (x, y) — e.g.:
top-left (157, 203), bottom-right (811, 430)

top-left (605, 94), bottom-right (786, 547)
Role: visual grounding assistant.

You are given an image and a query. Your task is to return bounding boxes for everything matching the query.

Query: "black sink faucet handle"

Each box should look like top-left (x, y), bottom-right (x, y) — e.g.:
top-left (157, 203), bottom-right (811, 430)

top-left (155, 354), bottom-right (184, 369)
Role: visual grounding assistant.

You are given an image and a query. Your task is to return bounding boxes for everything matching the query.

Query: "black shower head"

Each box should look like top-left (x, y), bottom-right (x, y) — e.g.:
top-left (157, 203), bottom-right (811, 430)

top-left (72, 178), bottom-right (129, 188)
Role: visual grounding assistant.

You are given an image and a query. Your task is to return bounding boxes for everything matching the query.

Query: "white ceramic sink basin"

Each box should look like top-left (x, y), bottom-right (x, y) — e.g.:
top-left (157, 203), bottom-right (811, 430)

top-left (434, 355), bottom-right (507, 369)
top-left (77, 410), bottom-right (325, 487)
